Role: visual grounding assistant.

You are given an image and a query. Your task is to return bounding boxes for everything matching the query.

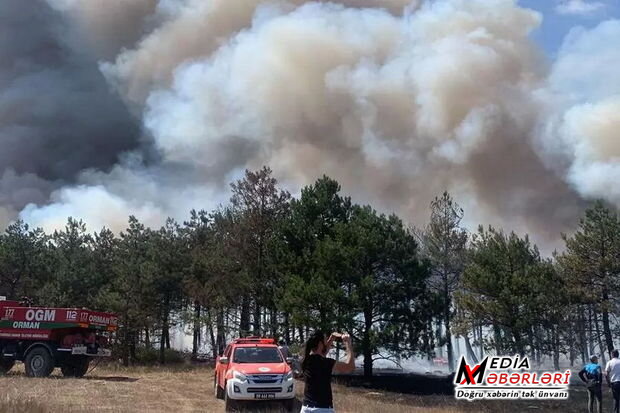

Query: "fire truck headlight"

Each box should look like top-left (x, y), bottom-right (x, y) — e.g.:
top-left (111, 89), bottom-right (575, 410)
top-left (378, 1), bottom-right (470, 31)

top-left (233, 371), bottom-right (247, 382)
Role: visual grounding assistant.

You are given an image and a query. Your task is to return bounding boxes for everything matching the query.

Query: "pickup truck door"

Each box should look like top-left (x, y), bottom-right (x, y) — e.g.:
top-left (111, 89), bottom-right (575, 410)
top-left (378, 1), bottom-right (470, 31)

top-left (218, 345), bottom-right (232, 387)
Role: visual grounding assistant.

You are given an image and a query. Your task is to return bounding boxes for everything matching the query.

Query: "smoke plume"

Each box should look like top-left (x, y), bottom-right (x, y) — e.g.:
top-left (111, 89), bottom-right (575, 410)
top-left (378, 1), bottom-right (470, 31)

top-left (0, 0), bottom-right (140, 223)
top-left (2, 0), bottom-right (619, 253)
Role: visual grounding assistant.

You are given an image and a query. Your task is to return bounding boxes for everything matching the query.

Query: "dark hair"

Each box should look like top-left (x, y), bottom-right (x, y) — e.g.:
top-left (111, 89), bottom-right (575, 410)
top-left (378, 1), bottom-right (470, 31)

top-left (301, 330), bottom-right (325, 371)
top-left (613, 349), bottom-right (619, 358)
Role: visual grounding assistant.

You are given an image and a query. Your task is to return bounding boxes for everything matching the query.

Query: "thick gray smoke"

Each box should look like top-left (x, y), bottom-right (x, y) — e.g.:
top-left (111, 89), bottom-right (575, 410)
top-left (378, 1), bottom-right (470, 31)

top-left (3, 0), bottom-right (619, 253)
top-left (0, 0), bottom-right (140, 223)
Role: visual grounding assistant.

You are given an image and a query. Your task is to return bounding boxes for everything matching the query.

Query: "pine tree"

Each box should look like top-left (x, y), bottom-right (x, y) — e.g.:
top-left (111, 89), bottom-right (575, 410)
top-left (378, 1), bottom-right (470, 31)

top-left (420, 192), bottom-right (467, 371)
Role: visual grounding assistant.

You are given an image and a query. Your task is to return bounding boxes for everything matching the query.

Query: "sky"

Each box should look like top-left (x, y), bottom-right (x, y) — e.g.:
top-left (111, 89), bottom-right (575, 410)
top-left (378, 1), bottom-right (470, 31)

top-left (521, 0), bottom-right (620, 53)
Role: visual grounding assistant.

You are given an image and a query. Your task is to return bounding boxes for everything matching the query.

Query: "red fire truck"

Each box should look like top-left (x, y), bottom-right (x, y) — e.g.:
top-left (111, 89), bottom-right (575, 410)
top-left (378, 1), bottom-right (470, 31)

top-left (0, 297), bottom-right (117, 377)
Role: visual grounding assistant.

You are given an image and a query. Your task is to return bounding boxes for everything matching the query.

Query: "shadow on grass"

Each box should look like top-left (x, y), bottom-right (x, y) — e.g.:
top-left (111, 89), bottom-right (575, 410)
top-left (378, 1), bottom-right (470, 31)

top-left (228, 398), bottom-right (301, 412)
top-left (82, 375), bottom-right (139, 383)
top-left (334, 372), bottom-right (454, 395)
top-left (96, 361), bottom-right (207, 373)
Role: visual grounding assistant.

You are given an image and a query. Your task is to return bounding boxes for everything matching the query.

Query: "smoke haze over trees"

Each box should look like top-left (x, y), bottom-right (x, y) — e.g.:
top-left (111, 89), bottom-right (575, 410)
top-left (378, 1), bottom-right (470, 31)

top-left (2, 0), bottom-right (620, 252)
top-left (2, 168), bottom-right (620, 376)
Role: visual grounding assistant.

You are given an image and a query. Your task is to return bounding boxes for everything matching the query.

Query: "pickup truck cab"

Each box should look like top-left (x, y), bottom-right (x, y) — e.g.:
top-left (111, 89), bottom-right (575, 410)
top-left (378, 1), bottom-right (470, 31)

top-left (214, 337), bottom-right (295, 411)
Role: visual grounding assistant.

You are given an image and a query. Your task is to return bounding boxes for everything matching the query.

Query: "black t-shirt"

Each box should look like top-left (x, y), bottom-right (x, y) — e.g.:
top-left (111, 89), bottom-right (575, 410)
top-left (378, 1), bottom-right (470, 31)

top-left (303, 354), bottom-right (336, 408)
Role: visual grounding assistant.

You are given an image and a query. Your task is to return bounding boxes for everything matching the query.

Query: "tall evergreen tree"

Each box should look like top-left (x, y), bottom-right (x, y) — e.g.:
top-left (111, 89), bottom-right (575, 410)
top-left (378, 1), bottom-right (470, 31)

top-left (557, 201), bottom-right (620, 357)
top-left (458, 226), bottom-right (548, 355)
top-left (420, 192), bottom-right (467, 371)
top-left (229, 167), bottom-right (290, 336)
top-left (0, 220), bottom-right (47, 300)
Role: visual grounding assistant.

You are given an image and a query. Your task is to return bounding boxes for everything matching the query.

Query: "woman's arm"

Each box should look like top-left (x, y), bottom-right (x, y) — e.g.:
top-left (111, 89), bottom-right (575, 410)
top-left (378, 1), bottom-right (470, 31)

top-left (333, 334), bottom-right (355, 374)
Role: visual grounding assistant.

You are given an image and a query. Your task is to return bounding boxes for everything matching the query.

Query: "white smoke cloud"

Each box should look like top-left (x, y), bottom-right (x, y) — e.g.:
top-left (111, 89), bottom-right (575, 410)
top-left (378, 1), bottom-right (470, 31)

top-left (7, 0), bottom-right (616, 252)
top-left (538, 20), bottom-right (620, 205)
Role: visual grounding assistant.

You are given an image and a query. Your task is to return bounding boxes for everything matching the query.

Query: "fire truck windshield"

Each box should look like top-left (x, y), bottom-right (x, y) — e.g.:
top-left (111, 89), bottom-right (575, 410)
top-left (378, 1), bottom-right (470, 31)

top-left (233, 347), bottom-right (283, 363)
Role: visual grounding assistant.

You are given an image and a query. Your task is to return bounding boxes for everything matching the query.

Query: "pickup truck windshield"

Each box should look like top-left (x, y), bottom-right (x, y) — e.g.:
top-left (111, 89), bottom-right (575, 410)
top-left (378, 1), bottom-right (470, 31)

top-left (233, 347), bottom-right (282, 363)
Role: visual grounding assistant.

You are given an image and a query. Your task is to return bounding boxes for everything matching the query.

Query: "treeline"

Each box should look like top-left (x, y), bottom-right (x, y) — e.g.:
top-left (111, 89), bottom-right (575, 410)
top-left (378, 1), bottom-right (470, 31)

top-left (0, 167), bottom-right (617, 375)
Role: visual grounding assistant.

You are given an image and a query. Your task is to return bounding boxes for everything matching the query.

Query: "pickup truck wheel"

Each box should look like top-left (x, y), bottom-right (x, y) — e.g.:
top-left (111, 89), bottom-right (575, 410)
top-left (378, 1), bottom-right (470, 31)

top-left (214, 374), bottom-right (224, 399)
top-left (61, 356), bottom-right (90, 377)
top-left (0, 358), bottom-right (15, 374)
top-left (224, 384), bottom-right (237, 412)
top-left (25, 347), bottom-right (55, 377)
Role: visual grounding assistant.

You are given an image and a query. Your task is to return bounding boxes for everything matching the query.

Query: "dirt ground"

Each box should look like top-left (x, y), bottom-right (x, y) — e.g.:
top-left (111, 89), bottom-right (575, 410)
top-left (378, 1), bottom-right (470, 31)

top-left (0, 364), bottom-right (600, 413)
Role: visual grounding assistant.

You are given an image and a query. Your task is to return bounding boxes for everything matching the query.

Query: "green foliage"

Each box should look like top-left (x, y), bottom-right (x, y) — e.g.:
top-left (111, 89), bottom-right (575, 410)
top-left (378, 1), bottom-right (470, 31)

top-left (458, 226), bottom-right (560, 355)
top-left (557, 200), bottom-right (620, 355)
top-left (274, 176), bottom-right (352, 330)
top-left (134, 347), bottom-right (186, 364)
top-left (0, 220), bottom-right (48, 300)
top-left (419, 191), bottom-right (468, 370)
top-left (3, 167), bottom-right (613, 373)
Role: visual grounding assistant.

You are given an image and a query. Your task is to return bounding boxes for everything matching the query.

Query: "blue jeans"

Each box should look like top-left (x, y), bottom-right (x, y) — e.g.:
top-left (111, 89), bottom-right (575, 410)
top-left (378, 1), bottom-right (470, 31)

top-left (612, 382), bottom-right (620, 413)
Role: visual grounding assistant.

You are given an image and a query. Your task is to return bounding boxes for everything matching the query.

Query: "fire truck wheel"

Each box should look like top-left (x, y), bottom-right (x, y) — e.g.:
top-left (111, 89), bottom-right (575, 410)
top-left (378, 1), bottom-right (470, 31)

top-left (61, 356), bottom-right (90, 378)
top-left (24, 347), bottom-right (55, 377)
top-left (0, 357), bottom-right (15, 374)
top-left (214, 374), bottom-right (224, 399)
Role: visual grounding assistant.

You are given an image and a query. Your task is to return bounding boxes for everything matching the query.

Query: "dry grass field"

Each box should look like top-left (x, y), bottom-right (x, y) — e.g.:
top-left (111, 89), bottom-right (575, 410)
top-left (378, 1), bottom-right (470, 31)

top-left (0, 364), bottom-right (597, 413)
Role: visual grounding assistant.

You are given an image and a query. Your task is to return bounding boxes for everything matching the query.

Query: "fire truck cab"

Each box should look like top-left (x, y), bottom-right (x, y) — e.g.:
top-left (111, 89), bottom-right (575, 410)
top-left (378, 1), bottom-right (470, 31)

top-left (214, 337), bottom-right (296, 412)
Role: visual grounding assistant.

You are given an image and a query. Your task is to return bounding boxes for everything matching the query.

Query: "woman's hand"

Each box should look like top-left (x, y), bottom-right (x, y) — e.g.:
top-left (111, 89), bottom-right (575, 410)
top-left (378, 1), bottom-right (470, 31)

top-left (342, 333), bottom-right (352, 349)
top-left (325, 333), bottom-right (339, 351)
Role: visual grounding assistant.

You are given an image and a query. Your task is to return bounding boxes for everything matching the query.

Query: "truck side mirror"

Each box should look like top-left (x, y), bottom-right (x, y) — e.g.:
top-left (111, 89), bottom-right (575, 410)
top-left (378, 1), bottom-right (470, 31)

top-left (220, 357), bottom-right (229, 365)
top-left (286, 357), bottom-right (293, 364)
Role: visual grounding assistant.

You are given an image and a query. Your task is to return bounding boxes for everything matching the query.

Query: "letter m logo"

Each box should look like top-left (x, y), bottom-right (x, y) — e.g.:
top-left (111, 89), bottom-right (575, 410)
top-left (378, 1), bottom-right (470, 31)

top-left (454, 356), bottom-right (488, 385)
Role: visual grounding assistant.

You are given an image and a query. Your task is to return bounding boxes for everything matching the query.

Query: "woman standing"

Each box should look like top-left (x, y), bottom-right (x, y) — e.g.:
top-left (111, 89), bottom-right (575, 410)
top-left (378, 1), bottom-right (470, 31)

top-left (300, 330), bottom-right (355, 413)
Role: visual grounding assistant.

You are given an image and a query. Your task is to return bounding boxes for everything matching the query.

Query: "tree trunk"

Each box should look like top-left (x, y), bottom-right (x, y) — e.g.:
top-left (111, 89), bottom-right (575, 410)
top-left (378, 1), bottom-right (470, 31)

top-left (578, 307), bottom-right (587, 365)
top-left (159, 295), bottom-right (170, 364)
top-left (270, 308), bottom-right (277, 337)
top-left (284, 313), bottom-right (290, 343)
top-left (435, 320), bottom-right (443, 358)
top-left (464, 333), bottom-right (478, 364)
top-left (253, 301), bottom-right (262, 336)
top-left (129, 330), bottom-right (137, 364)
top-left (594, 309), bottom-right (607, 365)
top-left (513, 330), bottom-right (524, 356)
top-left (588, 305), bottom-right (595, 357)
top-left (192, 301), bottom-right (201, 360)
top-left (122, 326), bottom-right (129, 367)
top-left (478, 324), bottom-right (484, 360)
top-left (602, 288), bottom-right (614, 356)
top-left (121, 302), bottom-right (131, 366)
top-left (206, 308), bottom-right (217, 360)
top-left (363, 347), bottom-right (373, 379)
top-left (493, 325), bottom-right (502, 355)
top-left (362, 302), bottom-right (373, 379)
top-left (240, 297), bottom-right (250, 336)
top-left (444, 280), bottom-right (454, 371)
top-left (552, 327), bottom-right (560, 370)
top-left (216, 309), bottom-right (226, 357)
